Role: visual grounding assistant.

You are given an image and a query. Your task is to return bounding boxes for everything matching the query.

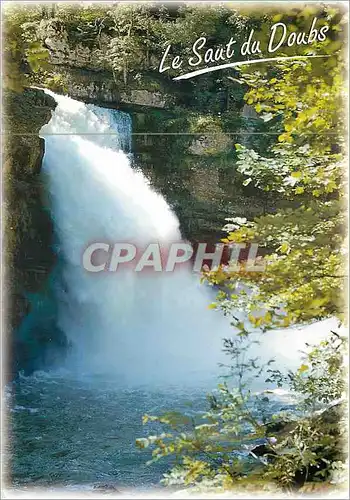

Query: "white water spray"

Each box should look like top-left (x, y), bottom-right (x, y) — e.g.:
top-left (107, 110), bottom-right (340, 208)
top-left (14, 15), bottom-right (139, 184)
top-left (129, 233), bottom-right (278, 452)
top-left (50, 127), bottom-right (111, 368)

top-left (40, 92), bottom-right (335, 387)
top-left (39, 92), bottom-right (230, 386)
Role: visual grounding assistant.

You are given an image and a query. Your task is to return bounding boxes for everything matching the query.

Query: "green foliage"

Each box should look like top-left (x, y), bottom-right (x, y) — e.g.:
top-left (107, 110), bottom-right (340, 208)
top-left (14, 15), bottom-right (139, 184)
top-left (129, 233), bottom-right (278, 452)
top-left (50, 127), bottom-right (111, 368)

top-left (137, 333), bottom-right (346, 492)
top-left (241, 6), bottom-right (346, 142)
top-left (207, 7), bottom-right (347, 328)
top-left (243, 59), bottom-right (345, 151)
top-left (2, 4), bottom-right (50, 91)
top-left (261, 332), bottom-right (346, 488)
top-left (218, 183), bottom-right (345, 326)
top-left (234, 143), bottom-right (344, 197)
top-left (107, 5), bottom-right (158, 85)
top-left (266, 333), bottom-right (346, 410)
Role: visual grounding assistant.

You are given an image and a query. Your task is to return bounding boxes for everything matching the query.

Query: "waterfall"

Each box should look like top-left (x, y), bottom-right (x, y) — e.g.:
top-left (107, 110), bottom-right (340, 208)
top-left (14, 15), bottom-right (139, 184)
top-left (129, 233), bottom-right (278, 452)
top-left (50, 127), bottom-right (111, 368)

top-left (39, 91), bottom-right (336, 387)
top-left (39, 92), bottom-right (230, 386)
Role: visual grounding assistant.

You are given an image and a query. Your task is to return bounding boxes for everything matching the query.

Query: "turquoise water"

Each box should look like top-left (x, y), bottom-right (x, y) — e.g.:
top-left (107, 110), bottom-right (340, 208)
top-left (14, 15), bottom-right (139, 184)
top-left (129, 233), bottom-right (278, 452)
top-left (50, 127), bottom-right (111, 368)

top-left (6, 372), bottom-right (208, 490)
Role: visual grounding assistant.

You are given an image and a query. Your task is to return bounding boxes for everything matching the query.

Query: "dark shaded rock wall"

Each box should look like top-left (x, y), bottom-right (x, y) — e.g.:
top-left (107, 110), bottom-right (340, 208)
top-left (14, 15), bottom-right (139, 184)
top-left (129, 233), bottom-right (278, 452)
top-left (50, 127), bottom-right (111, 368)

top-left (126, 107), bottom-right (270, 244)
top-left (3, 88), bottom-right (57, 378)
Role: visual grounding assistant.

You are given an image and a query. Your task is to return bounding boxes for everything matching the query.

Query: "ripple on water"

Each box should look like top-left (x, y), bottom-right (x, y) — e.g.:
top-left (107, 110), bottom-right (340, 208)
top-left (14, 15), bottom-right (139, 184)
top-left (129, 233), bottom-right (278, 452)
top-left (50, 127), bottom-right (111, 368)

top-left (5, 371), bottom-right (209, 488)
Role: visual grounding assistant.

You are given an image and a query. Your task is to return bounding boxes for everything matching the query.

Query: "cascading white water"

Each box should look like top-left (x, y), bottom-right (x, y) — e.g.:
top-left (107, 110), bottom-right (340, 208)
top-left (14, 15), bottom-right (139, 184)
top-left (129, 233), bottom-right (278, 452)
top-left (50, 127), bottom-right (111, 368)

top-left (40, 91), bottom-right (336, 387)
top-left (39, 92), bottom-right (231, 386)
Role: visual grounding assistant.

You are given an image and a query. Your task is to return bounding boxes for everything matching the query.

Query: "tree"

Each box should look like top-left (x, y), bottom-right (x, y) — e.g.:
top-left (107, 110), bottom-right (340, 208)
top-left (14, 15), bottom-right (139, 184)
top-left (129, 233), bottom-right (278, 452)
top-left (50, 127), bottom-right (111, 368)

top-left (107, 5), bottom-right (157, 85)
top-left (2, 4), bottom-right (50, 91)
top-left (211, 6), bottom-right (347, 327)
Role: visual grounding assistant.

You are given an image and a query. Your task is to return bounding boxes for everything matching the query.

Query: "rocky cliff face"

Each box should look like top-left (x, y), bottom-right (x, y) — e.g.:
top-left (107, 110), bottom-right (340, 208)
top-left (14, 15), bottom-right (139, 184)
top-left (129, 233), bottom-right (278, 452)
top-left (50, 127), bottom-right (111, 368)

top-left (124, 107), bottom-right (269, 244)
top-left (3, 88), bottom-right (59, 377)
top-left (37, 18), bottom-right (172, 108)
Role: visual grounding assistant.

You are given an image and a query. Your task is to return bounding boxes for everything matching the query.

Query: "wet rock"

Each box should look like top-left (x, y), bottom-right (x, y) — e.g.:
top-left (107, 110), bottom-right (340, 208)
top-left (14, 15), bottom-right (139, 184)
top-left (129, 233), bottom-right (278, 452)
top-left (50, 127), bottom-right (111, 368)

top-left (93, 484), bottom-right (121, 494)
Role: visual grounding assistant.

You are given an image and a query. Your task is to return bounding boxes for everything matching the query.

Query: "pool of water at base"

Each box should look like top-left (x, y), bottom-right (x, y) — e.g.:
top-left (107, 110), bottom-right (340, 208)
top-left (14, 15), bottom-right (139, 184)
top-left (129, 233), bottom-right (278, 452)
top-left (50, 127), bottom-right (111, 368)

top-left (5, 370), bottom-right (295, 492)
top-left (5, 371), bottom-right (213, 490)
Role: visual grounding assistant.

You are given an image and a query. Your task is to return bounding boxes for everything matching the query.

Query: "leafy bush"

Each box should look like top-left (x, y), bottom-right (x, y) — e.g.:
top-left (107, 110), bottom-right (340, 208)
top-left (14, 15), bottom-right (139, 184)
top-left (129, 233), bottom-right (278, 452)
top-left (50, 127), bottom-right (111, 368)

top-left (136, 332), bottom-right (346, 492)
